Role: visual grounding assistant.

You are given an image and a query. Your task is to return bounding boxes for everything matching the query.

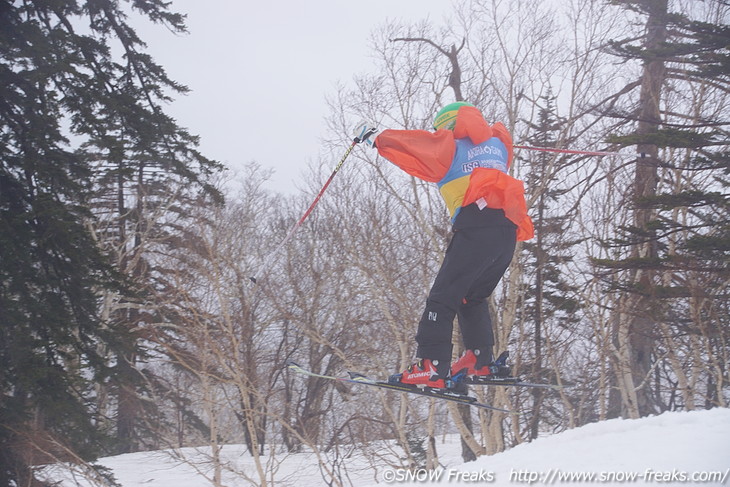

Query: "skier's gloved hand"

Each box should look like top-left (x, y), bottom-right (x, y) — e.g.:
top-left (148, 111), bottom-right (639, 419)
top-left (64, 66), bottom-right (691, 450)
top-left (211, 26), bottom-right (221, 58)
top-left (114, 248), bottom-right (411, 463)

top-left (353, 122), bottom-right (378, 147)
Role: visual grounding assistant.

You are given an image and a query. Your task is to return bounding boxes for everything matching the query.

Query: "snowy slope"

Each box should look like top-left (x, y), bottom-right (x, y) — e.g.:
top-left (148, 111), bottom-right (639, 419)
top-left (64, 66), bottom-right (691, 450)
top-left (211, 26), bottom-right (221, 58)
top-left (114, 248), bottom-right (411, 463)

top-left (377, 408), bottom-right (730, 487)
top-left (38, 408), bottom-right (730, 486)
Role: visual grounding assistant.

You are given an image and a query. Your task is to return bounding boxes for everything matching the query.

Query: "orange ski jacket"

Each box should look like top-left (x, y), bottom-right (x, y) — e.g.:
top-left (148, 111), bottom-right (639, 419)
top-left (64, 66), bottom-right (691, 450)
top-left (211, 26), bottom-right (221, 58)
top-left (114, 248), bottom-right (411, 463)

top-left (374, 106), bottom-right (534, 241)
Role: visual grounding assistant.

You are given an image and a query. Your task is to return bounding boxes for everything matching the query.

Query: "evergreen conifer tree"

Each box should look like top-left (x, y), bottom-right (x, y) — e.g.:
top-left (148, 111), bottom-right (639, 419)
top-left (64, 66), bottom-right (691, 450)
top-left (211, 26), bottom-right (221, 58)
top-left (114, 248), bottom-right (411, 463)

top-left (0, 1), bottom-right (221, 483)
top-left (597, 0), bottom-right (728, 417)
top-left (520, 92), bottom-right (582, 436)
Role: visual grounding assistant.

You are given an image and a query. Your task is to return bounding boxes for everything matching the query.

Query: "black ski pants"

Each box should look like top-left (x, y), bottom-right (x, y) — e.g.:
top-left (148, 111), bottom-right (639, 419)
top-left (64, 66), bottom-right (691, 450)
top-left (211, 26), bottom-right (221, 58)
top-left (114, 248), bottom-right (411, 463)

top-left (415, 208), bottom-right (517, 363)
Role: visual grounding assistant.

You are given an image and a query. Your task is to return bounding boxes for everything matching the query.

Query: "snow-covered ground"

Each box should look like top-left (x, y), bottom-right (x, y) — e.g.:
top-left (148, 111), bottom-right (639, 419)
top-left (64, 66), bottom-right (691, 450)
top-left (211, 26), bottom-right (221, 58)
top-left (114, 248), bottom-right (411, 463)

top-left (38, 408), bottom-right (730, 486)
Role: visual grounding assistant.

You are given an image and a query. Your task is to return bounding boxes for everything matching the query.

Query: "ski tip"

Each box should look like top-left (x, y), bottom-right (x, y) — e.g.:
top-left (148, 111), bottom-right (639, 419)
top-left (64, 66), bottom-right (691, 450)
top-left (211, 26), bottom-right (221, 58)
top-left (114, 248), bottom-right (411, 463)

top-left (347, 371), bottom-right (374, 383)
top-left (284, 360), bottom-right (302, 369)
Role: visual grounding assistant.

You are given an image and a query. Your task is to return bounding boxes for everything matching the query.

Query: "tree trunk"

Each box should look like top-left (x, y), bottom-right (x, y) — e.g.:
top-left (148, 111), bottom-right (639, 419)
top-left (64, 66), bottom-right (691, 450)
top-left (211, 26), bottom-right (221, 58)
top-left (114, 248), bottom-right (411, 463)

top-left (624, 0), bottom-right (668, 418)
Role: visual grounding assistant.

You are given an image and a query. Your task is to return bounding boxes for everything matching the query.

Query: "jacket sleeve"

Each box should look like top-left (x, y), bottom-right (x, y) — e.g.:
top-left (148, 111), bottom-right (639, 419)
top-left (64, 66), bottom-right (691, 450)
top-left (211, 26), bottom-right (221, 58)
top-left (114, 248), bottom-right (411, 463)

top-left (374, 129), bottom-right (455, 183)
top-left (490, 122), bottom-right (514, 168)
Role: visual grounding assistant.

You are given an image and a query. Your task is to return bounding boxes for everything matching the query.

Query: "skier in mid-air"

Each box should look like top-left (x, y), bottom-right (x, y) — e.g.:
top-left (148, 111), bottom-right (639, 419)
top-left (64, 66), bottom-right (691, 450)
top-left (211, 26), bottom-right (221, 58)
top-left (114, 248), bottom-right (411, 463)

top-left (357, 102), bottom-right (534, 389)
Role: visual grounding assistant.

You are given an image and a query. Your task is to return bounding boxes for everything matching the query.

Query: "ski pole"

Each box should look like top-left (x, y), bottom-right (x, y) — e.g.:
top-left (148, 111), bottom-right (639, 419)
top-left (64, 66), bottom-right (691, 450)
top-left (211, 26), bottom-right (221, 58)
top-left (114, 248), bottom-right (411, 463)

top-left (514, 145), bottom-right (630, 157)
top-left (249, 131), bottom-right (373, 284)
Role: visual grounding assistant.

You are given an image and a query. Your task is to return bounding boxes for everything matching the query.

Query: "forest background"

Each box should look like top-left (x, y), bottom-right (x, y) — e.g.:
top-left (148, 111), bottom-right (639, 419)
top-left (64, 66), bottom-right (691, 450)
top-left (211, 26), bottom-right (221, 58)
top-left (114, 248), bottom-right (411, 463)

top-left (0, 0), bottom-right (728, 486)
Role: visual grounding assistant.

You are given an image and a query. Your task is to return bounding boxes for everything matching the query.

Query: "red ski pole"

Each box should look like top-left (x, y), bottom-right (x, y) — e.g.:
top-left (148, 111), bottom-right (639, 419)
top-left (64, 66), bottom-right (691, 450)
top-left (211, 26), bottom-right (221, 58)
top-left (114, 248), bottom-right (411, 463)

top-left (249, 132), bottom-right (371, 284)
top-left (514, 144), bottom-right (629, 157)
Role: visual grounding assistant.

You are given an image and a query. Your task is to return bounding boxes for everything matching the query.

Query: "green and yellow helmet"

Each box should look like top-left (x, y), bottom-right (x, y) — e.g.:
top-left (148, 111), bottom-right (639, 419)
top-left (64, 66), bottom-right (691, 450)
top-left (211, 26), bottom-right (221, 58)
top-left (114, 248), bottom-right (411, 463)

top-left (433, 101), bottom-right (474, 130)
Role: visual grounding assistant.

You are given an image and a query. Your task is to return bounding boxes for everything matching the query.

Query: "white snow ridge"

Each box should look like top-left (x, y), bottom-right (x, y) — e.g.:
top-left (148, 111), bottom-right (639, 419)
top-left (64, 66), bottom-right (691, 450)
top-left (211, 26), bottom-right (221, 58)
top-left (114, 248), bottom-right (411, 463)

top-left (38, 408), bottom-right (730, 486)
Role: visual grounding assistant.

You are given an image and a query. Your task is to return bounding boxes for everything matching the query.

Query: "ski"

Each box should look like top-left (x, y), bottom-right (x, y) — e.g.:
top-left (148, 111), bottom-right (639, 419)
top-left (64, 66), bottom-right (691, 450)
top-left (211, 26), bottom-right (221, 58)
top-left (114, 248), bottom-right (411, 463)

top-left (285, 361), bottom-right (513, 413)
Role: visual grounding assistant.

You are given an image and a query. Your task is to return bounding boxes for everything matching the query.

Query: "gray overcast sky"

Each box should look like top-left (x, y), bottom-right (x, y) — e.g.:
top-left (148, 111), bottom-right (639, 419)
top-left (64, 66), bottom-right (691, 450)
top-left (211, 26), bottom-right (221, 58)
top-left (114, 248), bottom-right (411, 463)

top-left (135, 1), bottom-right (453, 195)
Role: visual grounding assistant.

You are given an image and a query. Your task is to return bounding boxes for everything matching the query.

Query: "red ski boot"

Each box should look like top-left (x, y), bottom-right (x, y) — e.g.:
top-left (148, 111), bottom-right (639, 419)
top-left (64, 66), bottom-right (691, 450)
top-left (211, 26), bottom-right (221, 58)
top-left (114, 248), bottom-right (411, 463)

top-left (451, 350), bottom-right (513, 382)
top-left (450, 349), bottom-right (493, 380)
top-left (389, 358), bottom-right (449, 389)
